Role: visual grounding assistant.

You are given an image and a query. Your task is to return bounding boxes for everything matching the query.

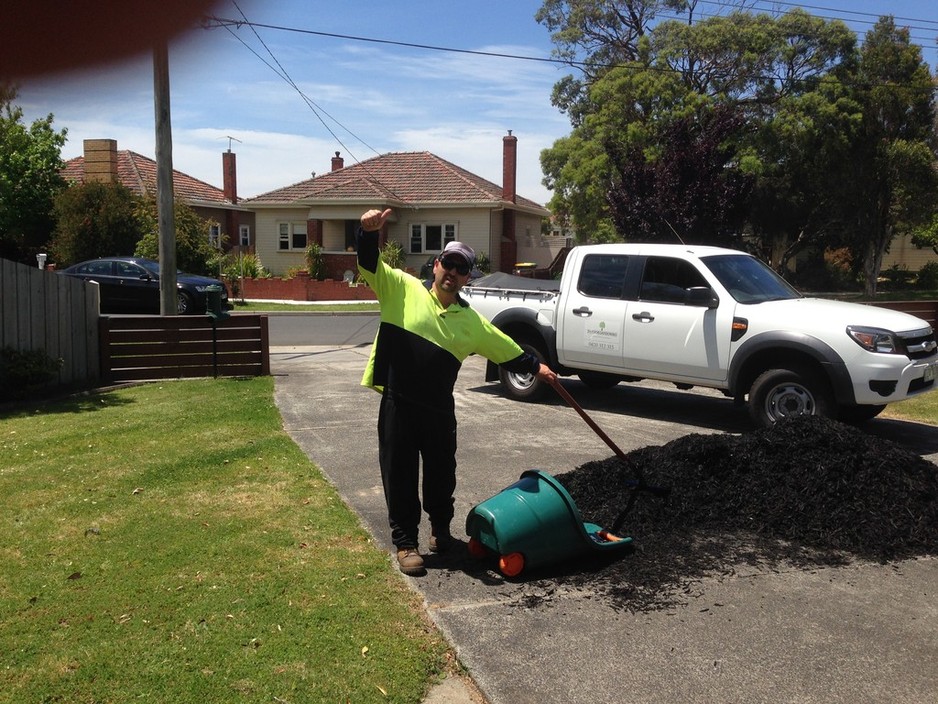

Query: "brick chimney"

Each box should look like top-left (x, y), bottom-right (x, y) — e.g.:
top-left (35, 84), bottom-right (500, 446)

top-left (223, 150), bottom-right (238, 203)
top-left (331, 151), bottom-right (344, 171)
top-left (502, 130), bottom-right (517, 203)
top-left (84, 139), bottom-right (118, 184)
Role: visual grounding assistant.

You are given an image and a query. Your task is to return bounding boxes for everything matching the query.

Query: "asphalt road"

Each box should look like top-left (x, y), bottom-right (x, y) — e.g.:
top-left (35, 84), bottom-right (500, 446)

top-left (269, 316), bottom-right (938, 704)
top-left (266, 310), bottom-right (379, 347)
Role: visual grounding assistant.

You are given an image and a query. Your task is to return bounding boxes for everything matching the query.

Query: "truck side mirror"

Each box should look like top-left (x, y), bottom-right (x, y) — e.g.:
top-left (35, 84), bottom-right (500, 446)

top-left (685, 286), bottom-right (718, 309)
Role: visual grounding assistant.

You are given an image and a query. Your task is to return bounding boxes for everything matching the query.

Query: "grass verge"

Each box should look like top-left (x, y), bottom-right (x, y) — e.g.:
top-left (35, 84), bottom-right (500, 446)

top-left (231, 300), bottom-right (379, 313)
top-left (0, 378), bottom-right (448, 703)
top-left (881, 390), bottom-right (938, 425)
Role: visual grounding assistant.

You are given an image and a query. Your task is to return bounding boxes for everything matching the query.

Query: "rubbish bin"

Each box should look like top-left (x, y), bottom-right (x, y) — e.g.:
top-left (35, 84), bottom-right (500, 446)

top-left (205, 285), bottom-right (229, 320)
top-left (465, 469), bottom-right (632, 577)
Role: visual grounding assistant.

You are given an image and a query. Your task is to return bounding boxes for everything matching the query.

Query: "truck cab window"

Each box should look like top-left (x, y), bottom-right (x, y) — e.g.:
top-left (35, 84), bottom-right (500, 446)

top-left (577, 254), bottom-right (628, 298)
top-left (640, 257), bottom-right (708, 304)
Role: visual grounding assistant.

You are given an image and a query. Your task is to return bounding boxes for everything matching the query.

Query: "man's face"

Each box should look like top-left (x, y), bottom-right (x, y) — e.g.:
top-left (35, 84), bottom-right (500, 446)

top-left (434, 255), bottom-right (471, 293)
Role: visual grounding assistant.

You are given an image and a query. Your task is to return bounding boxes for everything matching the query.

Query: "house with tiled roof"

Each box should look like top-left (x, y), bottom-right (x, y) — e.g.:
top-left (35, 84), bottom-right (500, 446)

top-left (62, 139), bottom-right (254, 251)
top-left (244, 132), bottom-right (555, 277)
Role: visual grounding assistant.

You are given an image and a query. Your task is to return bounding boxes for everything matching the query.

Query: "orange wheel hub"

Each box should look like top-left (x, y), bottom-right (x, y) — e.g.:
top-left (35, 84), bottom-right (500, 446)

top-left (498, 552), bottom-right (524, 577)
top-left (467, 537), bottom-right (488, 558)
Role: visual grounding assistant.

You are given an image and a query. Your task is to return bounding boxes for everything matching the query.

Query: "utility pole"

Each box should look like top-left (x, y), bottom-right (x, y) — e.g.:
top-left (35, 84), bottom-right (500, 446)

top-left (153, 41), bottom-right (177, 315)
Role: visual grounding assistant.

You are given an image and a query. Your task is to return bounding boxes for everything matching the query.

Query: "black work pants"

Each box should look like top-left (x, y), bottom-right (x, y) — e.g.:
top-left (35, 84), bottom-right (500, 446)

top-left (377, 391), bottom-right (457, 549)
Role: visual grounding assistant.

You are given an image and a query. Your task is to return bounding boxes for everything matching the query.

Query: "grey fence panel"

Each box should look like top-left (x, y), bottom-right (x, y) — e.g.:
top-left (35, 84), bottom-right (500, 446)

top-left (0, 258), bottom-right (100, 389)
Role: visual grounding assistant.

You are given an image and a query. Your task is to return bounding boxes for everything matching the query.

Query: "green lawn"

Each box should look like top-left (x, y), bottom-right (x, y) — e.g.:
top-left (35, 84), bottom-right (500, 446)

top-left (231, 300), bottom-right (379, 313)
top-left (881, 389), bottom-right (938, 424)
top-left (0, 378), bottom-right (448, 704)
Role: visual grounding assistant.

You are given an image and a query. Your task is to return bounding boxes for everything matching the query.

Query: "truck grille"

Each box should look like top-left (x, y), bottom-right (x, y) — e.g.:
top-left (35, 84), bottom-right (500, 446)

top-left (900, 327), bottom-right (938, 360)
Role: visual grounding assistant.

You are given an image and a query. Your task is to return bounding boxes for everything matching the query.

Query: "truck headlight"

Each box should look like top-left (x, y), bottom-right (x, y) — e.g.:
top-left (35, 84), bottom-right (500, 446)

top-left (846, 326), bottom-right (901, 354)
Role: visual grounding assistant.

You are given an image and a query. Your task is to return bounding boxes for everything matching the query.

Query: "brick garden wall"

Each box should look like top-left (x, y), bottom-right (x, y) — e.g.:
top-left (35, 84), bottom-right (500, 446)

top-left (229, 272), bottom-right (377, 301)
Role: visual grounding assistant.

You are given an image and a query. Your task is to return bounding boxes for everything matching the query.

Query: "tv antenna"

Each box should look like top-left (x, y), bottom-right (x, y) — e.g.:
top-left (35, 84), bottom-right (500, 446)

top-left (224, 135), bottom-right (242, 152)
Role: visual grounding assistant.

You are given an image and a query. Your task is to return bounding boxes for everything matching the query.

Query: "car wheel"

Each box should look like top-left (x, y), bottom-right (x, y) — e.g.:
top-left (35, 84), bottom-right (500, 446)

top-left (176, 291), bottom-right (193, 315)
top-left (748, 366), bottom-right (833, 428)
top-left (498, 341), bottom-right (548, 402)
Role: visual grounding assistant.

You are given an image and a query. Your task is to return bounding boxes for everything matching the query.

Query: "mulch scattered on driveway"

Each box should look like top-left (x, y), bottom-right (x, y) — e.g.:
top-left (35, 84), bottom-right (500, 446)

top-left (541, 415), bottom-right (938, 612)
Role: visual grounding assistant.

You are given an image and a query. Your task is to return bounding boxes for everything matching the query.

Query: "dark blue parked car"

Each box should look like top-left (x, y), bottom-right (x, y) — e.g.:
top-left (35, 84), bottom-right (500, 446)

top-left (59, 257), bottom-right (229, 315)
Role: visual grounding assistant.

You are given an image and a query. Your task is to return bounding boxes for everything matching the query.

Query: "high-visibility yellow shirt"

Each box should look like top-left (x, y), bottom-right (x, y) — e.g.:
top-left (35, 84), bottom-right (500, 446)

top-left (357, 231), bottom-right (532, 411)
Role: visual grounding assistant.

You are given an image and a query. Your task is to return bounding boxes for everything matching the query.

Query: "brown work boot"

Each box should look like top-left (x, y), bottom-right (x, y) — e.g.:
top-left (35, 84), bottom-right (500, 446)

top-left (429, 533), bottom-right (454, 554)
top-left (396, 548), bottom-right (426, 576)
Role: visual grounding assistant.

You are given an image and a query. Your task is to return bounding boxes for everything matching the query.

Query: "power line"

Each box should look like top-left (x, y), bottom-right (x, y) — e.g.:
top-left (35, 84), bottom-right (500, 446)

top-left (220, 3), bottom-right (407, 202)
top-left (692, 1), bottom-right (938, 49)
top-left (205, 16), bottom-right (568, 67)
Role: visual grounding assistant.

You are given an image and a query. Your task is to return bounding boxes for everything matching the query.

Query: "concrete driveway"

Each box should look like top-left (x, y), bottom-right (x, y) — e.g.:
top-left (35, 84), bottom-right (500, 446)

top-left (271, 342), bottom-right (938, 704)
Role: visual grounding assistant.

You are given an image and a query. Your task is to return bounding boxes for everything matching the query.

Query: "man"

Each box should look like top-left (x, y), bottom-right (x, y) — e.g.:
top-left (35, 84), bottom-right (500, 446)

top-left (357, 207), bottom-right (556, 576)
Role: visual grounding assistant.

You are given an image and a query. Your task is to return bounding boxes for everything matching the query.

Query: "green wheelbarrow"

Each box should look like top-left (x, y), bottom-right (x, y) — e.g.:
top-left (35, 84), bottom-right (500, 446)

top-left (465, 469), bottom-right (633, 577)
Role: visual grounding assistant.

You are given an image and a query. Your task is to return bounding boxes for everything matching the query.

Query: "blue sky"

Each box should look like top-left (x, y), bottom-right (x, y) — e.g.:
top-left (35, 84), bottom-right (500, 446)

top-left (16, 1), bottom-right (938, 207)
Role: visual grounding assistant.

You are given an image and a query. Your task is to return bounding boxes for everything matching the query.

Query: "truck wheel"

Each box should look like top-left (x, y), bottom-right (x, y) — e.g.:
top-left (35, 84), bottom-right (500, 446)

top-left (838, 403), bottom-right (886, 424)
top-left (748, 367), bottom-right (833, 427)
top-left (499, 342), bottom-right (548, 402)
top-left (577, 371), bottom-right (620, 389)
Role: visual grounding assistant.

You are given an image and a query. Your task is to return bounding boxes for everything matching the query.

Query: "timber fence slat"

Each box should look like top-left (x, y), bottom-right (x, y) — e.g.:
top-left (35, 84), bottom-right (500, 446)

top-left (0, 258), bottom-right (100, 393)
top-left (99, 314), bottom-right (269, 383)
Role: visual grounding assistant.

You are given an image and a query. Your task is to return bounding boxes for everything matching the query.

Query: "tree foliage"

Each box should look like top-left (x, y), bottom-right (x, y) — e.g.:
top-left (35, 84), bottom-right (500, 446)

top-left (49, 181), bottom-right (141, 266)
top-left (537, 2), bottom-right (938, 292)
top-left (133, 196), bottom-right (220, 276)
top-left (0, 84), bottom-right (67, 264)
top-left (846, 17), bottom-right (938, 295)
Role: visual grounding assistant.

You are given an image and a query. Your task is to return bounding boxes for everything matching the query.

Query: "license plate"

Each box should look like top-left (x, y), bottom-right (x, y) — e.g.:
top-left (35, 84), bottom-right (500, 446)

top-left (925, 363), bottom-right (937, 383)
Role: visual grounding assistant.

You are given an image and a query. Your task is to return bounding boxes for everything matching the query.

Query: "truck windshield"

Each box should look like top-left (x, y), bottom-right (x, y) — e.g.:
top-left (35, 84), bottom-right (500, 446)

top-left (700, 254), bottom-right (801, 303)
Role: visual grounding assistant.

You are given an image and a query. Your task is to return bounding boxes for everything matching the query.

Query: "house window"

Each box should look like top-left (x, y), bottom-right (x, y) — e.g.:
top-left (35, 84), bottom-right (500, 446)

top-left (408, 222), bottom-right (457, 254)
top-left (209, 224), bottom-right (221, 248)
top-left (239, 225), bottom-right (250, 247)
top-left (278, 222), bottom-right (307, 251)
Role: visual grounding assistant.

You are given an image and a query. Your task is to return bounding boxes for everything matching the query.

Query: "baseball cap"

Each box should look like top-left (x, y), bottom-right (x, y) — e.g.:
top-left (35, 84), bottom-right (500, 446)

top-left (440, 241), bottom-right (476, 266)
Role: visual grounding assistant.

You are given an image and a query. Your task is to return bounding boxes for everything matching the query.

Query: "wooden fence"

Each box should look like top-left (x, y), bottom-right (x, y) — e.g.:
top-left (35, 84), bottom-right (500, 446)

top-left (99, 314), bottom-right (270, 384)
top-left (869, 300), bottom-right (938, 329)
top-left (0, 258), bottom-right (100, 388)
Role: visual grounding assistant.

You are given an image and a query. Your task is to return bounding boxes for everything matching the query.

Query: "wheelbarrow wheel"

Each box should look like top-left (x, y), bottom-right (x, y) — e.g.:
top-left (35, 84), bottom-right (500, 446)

top-left (467, 537), bottom-right (488, 559)
top-left (498, 552), bottom-right (525, 577)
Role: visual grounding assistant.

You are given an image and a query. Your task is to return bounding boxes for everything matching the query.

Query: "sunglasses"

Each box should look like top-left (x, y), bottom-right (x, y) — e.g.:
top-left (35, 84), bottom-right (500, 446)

top-left (439, 256), bottom-right (471, 276)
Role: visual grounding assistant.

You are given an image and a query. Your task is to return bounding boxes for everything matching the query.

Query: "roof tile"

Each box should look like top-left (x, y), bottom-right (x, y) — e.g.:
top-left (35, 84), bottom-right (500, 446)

top-left (244, 151), bottom-right (546, 210)
top-left (62, 151), bottom-right (230, 205)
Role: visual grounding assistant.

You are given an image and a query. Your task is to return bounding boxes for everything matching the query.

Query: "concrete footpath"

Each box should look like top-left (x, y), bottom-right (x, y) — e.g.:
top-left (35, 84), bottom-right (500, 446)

top-left (271, 344), bottom-right (938, 704)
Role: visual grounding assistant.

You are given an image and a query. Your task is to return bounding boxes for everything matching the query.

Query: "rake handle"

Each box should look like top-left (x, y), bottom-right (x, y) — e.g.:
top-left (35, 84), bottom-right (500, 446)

top-left (547, 377), bottom-right (670, 503)
top-left (548, 377), bottom-right (629, 462)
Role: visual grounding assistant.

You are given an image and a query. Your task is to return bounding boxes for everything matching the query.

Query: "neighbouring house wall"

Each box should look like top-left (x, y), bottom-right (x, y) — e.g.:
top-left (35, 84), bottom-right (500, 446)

top-left (256, 205), bottom-right (542, 276)
top-left (882, 233), bottom-right (938, 273)
top-left (488, 210), bottom-right (504, 271)
top-left (516, 234), bottom-right (569, 271)
top-left (254, 208), bottom-right (310, 275)
top-left (396, 207), bottom-right (495, 271)
top-left (513, 212), bottom-right (554, 268)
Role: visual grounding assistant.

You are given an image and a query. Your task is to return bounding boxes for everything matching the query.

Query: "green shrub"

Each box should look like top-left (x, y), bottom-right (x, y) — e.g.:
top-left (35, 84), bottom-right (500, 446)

top-left (916, 261), bottom-right (938, 290)
top-left (0, 346), bottom-right (63, 401)
top-left (219, 252), bottom-right (265, 298)
top-left (475, 250), bottom-right (491, 274)
top-left (380, 239), bottom-right (405, 270)
top-left (881, 264), bottom-right (915, 291)
top-left (305, 243), bottom-right (327, 279)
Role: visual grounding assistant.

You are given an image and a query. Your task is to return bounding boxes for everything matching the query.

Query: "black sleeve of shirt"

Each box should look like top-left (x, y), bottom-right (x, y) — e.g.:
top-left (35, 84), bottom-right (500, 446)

top-left (499, 351), bottom-right (541, 376)
top-left (357, 226), bottom-right (379, 273)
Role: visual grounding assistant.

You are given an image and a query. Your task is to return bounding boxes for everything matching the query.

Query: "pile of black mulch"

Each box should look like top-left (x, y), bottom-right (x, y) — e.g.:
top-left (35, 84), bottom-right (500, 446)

top-left (538, 415), bottom-right (938, 612)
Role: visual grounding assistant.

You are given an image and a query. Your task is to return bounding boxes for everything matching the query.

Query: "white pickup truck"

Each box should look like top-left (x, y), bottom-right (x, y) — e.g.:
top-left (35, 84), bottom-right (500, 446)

top-left (462, 243), bottom-right (938, 426)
